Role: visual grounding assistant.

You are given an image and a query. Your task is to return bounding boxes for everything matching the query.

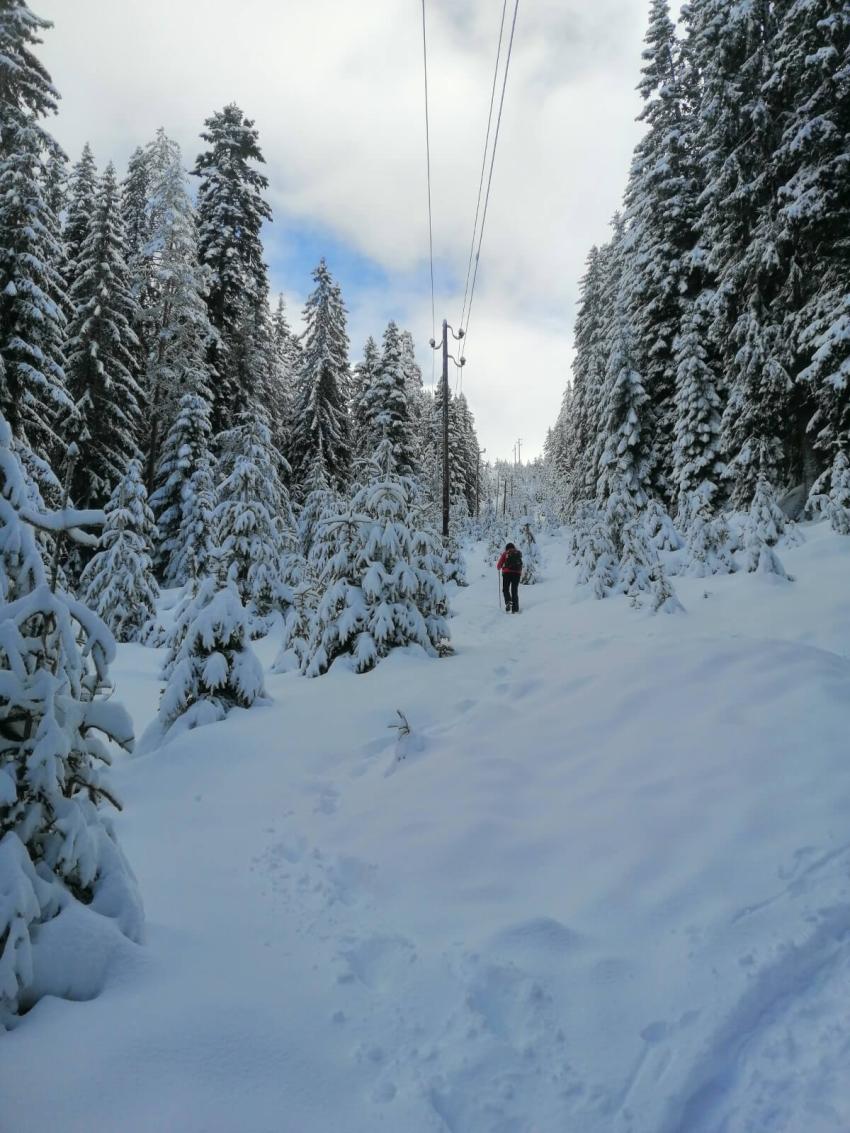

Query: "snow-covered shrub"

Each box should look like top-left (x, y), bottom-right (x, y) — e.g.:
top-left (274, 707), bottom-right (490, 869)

top-left (145, 582), bottom-right (266, 748)
top-left (0, 418), bottom-right (141, 1023)
top-left (746, 529), bottom-right (792, 579)
top-left (303, 442), bottom-right (450, 677)
top-left (80, 459), bottom-right (159, 643)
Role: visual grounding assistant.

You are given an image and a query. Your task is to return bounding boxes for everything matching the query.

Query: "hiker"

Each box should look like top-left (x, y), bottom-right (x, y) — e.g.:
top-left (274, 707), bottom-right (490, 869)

top-left (497, 542), bottom-right (523, 613)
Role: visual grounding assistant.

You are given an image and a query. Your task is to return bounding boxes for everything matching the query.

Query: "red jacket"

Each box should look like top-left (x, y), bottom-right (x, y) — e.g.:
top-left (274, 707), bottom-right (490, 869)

top-left (497, 550), bottom-right (522, 574)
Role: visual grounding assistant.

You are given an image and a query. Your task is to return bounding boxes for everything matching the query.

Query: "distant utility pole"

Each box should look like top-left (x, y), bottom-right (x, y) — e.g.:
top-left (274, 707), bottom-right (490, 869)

top-left (475, 447), bottom-right (486, 518)
top-left (430, 319), bottom-right (465, 537)
top-left (516, 437), bottom-right (522, 466)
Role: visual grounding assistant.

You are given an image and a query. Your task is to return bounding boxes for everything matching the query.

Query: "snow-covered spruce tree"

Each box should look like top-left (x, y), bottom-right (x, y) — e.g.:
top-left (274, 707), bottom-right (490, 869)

top-left (617, 501), bottom-right (683, 612)
top-left (595, 304), bottom-right (653, 589)
top-left (65, 163), bottom-right (143, 510)
top-left (400, 328), bottom-right (426, 468)
top-left (135, 129), bottom-right (214, 490)
top-left (41, 145), bottom-right (67, 226)
top-left (169, 453), bottom-right (216, 587)
top-left (63, 142), bottom-right (97, 288)
top-left (745, 472), bottom-right (786, 548)
top-left (268, 294), bottom-right (301, 463)
top-left (487, 517), bottom-right (509, 561)
top-left (772, 0), bottom-right (850, 493)
top-left (298, 457), bottom-right (339, 560)
top-left (80, 459), bottom-right (159, 643)
top-left (574, 504), bottom-right (618, 599)
top-left (150, 388), bottom-right (213, 585)
top-left (350, 335), bottom-right (381, 462)
top-left (144, 581), bottom-right (266, 750)
top-left (358, 321), bottom-right (419, 475)
top-left (623, 0), bottom-right (696, 504)
top-left (120, 145), bottom-right (150, 266)
top-left (687, 0), bottom-right (794, 505)
top-left (672, 290), bottom-right (725, 509)
top-left (443, 492), bottom-right (469, 587)
top-left (453, 393), bottom-right (481, 515)
top-left (683, 488), bottom-right (736, 577)
top-left (272, 557), bottom-right (318, 674)
top-left (303, 440), bottom-right (449, 677)
top-left (214, 411), bottom-right (291, 620)
top-left (192, 104), bottom-right (272, 433)
top-left (618, 502), bottom-right (657, 597)
top-left (0, 2), bottom-right (70, 471)
top-left (290, 259), bottom-right (352, 497)
top-left (742, 473), bottom-right (792, 578)
top-left (0, 415), bottom-right (142, 1022)
top-left (252, 298), bottom-right (292, 467)
top-left (557, 246), bottom-right (609, 513)
top-left (826, 451), bottom-right (850, 535)
top-left (644, 497), bottom-right (683, 553)
top-left (800, 289), bottom-right (850, 496)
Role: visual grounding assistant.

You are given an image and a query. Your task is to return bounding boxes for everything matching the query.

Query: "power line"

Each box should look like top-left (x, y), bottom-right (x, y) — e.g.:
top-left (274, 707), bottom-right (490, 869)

top-left (459, 0), bottom-right (508, 337)
top-left (462, 0), bottom-right (520, 355)
top-left (420, 0), bottom-right (437, 382)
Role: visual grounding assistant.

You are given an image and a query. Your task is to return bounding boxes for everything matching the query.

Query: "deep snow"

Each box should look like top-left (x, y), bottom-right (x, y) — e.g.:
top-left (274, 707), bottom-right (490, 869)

top-left (3, 524), bottom-right (850, 1133)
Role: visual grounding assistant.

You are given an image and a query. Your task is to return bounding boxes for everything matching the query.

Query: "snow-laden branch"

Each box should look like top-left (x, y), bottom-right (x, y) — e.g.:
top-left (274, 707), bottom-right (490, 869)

top-left (20, 504), bottom-right (105, 547)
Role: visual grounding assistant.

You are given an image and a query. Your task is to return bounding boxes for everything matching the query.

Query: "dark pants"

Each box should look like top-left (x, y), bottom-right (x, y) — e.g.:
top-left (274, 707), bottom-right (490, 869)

top-left (502, 572), bottom-right (520, 612)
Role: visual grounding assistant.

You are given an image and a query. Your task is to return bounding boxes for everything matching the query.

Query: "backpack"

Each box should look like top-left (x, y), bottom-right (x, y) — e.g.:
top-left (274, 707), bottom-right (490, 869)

top-left (505, 548), bottom-right (523, 572)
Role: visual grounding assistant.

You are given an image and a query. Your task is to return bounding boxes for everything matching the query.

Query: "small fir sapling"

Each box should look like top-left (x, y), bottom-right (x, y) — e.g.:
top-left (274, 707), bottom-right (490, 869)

top-left (272, 559), bottom-right (318, 674)
top-left (684, 489), bottom-right (737, 577)
top-left (80, 459), bottom-right (159, 643)
top-left (745, 478), bottom-right (793, 579)
top-left (213, 413), bottom-right (292, 622)
top-left (519, 520), bottom-right (540, 584)
top-left (575, 506), bottom-right (618, 598)
top-left (644, 498), bottom-right (683, 551)
top-left (145, 582), bottom-right (266, 748)
top-left (303, 442), bottom-right (450, 676)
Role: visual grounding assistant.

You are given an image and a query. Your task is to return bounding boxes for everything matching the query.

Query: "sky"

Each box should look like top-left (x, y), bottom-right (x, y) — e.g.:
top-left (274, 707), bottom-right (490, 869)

top-left (35, 0), bottom-right (656, 462)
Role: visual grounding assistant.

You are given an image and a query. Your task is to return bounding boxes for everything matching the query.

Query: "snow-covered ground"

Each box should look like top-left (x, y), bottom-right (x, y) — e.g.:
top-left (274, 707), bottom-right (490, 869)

top-left (4, 524), bottom-right (850, 1133)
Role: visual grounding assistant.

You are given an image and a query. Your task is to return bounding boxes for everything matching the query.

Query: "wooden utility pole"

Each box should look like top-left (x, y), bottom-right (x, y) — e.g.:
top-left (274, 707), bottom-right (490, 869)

top-left (430, 320), bottom-right (465, 538)
top-left (441, 319), bottom-right (449, 536)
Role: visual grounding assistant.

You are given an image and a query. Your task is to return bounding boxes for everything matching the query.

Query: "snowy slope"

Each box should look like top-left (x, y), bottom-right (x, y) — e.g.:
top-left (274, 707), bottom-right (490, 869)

top-left (3, 523), bottom-right (850, 1133)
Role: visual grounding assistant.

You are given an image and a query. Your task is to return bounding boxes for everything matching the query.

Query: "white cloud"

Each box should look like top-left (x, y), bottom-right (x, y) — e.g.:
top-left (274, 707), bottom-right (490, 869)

top-left (35, 0), bottom-right (650, 459)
